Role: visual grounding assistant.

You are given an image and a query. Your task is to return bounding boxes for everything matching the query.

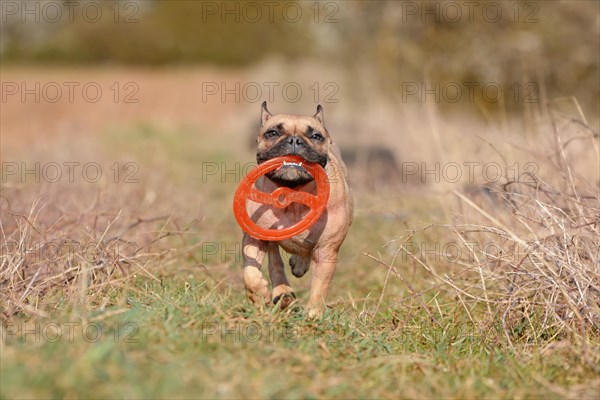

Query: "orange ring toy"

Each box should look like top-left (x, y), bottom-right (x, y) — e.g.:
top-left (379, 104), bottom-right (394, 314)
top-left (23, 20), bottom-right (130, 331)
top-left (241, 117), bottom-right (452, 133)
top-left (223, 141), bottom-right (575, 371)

top-left (233, 155), bottom-right (330, 241)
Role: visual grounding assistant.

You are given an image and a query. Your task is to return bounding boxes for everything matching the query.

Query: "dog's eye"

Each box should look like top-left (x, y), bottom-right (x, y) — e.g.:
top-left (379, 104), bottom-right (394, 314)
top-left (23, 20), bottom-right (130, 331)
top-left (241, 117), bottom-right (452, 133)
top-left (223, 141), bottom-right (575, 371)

top-left (264, 130), bottom-right (280, 139)
top-left (310, 133), bottom-right (324, 142)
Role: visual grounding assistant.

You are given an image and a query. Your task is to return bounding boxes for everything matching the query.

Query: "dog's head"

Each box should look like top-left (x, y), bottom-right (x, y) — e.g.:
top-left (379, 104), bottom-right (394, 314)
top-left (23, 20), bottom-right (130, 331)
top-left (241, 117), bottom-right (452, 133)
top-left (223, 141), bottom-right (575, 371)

top-left (256, 102), bottom-right (331, 188)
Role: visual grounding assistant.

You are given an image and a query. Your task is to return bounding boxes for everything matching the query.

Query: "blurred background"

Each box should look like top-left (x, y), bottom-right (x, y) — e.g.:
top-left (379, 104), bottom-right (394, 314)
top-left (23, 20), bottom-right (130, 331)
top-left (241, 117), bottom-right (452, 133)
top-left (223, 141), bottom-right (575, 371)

top-left (2, 0), bottom-right (598, 114)
top-left (2, 0), bottom-right (598, 186)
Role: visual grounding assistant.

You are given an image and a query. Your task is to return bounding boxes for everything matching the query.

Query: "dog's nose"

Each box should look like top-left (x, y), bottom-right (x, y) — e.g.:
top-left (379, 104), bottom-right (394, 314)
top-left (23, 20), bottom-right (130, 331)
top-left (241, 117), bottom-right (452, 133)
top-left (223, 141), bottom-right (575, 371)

top-left (287, 136), bottom-right (306, 149)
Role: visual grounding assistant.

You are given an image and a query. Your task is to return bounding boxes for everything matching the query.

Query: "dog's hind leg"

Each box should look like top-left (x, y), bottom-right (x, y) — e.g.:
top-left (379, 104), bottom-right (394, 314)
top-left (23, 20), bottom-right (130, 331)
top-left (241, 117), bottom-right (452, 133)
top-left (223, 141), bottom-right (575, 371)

top-left (242, 234), bottom-right (270, 307)
top-left (268, 243), bottom-right (296, 309)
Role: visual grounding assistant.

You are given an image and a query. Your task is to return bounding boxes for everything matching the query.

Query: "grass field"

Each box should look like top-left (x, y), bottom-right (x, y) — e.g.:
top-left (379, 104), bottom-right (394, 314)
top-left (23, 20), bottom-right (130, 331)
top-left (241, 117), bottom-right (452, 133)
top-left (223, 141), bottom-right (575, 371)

top-left (1, 67), bottom-right (599, 399)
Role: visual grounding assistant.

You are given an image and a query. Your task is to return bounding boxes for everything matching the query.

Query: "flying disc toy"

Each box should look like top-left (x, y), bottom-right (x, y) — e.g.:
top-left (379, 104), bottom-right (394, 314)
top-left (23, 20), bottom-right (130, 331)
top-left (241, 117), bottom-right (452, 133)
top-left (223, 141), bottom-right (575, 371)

top-left (233, 155), bottom-right (330, 241)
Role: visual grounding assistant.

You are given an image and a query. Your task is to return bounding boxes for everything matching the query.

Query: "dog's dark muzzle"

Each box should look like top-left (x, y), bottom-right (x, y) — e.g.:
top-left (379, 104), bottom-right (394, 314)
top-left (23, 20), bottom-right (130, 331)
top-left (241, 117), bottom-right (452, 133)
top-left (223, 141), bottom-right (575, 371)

top-left (257, 136), bottom-right (328, 188)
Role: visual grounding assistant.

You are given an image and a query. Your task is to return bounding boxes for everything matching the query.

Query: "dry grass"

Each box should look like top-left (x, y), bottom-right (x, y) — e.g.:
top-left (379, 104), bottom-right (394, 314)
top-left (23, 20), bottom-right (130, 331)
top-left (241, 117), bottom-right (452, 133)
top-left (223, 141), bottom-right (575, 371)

top-left (0, 184), bottom-right (195, 318)
top-left (366, 111), bottom-right (600, 372)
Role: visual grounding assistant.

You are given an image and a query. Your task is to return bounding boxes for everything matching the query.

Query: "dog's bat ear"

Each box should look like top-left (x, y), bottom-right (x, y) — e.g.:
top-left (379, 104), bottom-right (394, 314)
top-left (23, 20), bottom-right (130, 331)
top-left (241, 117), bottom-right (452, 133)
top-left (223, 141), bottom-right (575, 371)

top-left (261, 101), bottom-right (272, 125)
top-left (313, 104), bottom-right (324, 125)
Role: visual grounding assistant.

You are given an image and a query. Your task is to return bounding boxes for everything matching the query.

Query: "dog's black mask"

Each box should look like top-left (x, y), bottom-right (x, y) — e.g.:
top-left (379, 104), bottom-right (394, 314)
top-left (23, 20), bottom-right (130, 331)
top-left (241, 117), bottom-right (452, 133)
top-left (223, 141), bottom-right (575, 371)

top-left (257, 135), bottom-right (328, 188)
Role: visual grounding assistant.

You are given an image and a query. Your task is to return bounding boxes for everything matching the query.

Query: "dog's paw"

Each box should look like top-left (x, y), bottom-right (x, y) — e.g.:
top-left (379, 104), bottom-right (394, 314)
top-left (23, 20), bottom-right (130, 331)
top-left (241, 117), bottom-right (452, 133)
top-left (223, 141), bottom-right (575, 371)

top-left (289, 255), bottom-right (310, 278)
top-left (272, 292), bottom-right (296, 309)
top-left (305, 305), bottom-right (323, 319)
top-left (243, 267), bottom-right (271, 305)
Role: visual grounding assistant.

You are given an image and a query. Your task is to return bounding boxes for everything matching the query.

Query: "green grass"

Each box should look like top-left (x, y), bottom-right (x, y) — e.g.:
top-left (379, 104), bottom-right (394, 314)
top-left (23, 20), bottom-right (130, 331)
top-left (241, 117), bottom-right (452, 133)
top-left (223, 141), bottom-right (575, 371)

top-left (3, 275), bottom-right (597, 399)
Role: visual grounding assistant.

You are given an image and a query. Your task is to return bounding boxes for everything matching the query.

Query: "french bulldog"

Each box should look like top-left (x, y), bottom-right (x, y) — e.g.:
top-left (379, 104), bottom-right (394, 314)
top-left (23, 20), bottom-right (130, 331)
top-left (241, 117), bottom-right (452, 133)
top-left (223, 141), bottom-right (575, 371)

top-left (241, 102), bottom-right (353, 318)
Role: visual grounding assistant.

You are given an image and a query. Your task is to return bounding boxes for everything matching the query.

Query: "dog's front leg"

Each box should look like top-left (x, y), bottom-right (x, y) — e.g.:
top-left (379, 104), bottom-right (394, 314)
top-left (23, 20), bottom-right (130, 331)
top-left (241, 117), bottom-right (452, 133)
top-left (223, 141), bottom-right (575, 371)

top-left (267, 243), bottom-right (295, 309)
top-left (306, 245), bottom-right (339, 318)
top-left (242, 233), bottom-right (270, 307)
